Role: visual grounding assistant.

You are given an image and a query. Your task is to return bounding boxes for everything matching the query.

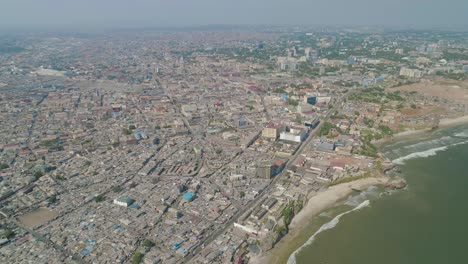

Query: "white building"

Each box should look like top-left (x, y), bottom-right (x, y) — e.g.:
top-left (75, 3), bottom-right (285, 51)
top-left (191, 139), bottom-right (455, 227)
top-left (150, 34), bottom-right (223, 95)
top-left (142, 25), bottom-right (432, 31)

top-left (113, 196), bottom-right (135, 207)
top-left (277, 57), bottom-right (298, 71)
top-left (399, 67), bottom-right (423, 78)
top-left (280, 127), bottom-right (307, 142)
top-left (316, 96), bottom-right (332, 104)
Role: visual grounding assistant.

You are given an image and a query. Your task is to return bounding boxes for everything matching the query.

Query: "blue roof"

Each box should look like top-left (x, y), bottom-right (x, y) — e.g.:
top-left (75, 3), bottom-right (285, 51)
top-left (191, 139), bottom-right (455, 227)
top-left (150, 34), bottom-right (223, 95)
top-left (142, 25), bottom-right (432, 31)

top-left (81, 246), bottom-right (93, 256)
top-left (183, 192), bottom-right (194, 201)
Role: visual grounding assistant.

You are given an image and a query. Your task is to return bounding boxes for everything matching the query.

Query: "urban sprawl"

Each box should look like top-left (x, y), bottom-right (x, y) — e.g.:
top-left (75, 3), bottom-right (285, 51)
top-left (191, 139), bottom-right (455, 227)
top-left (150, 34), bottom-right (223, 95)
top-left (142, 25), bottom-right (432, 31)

top-left (1, 27), bottom-right (468, 264)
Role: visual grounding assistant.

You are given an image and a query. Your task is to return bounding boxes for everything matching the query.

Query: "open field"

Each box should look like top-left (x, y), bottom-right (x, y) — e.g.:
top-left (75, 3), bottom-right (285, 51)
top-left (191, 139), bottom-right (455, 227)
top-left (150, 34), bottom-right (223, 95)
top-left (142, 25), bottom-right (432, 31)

top-left (18, 208), bottom-right (59, 228)
top-left (387, 78), bottom-right (468, 104)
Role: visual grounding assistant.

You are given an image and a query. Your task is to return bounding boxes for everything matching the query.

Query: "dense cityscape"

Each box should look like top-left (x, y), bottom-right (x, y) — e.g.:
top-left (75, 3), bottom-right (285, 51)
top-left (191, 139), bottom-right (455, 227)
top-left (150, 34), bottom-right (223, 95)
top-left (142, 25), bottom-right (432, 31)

top-left (1, 26), bottom-right (468, 264)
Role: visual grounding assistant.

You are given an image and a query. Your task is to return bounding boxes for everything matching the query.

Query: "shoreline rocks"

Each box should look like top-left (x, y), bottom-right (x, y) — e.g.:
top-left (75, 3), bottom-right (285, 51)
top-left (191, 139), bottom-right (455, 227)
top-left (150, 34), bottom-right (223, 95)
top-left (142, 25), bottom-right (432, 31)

top-left (385, 177), bottom-right (407, 190)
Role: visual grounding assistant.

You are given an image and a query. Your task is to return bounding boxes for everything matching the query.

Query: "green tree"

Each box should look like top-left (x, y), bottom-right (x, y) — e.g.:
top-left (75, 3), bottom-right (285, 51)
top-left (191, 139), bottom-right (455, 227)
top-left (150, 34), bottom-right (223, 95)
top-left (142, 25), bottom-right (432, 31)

top-left (318, 122), bottom-right (334, 136)
top-left (141, 239), bottom-right (155, 248)
top-left (44, 166), bottom-right (57, 173)
top-left (286, 98), bottom-right (299, 107)
top-left (281, 201), bottom-right (295, 228)
top-left (48, 195), bottom-right (57, 203)
top-left (113, 185), bottom-right (122, 193)
top-left (2, 229), bottom-right (15, 239)
top-left (131, 252), bottom-right (143, 264)
top-left (378, 125), bottom-right (394, 136)
top-left (0, 163), bottom-right (9, 170)
top-left (34, 171), bottom-right (44, 180)
top-left (364, 117), bottom-right (374, 127)
top-left (95, 194), bottom-right (105, 202)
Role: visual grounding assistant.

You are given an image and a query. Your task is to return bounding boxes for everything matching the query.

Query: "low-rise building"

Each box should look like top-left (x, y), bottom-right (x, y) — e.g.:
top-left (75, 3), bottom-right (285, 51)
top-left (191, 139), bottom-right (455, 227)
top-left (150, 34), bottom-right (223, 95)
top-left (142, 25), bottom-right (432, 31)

top-left (113, 196), bottom-right (135, 207)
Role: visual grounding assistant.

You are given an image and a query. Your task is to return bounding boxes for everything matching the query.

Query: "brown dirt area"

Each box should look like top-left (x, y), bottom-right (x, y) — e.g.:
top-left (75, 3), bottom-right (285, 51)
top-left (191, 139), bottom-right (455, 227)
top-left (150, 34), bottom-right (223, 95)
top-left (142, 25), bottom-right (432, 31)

top-left (400, 106), bottom-right (448, 117)
top-left (18, 207), bottom-right (59, 228)
top-left (387, 78), bottom-right (468, 104)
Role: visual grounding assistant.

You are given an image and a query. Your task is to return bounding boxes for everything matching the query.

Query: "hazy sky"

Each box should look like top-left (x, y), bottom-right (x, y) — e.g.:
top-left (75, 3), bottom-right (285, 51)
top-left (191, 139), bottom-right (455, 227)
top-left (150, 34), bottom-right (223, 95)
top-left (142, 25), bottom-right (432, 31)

top-left (1, 0), bottom-right (467, 30)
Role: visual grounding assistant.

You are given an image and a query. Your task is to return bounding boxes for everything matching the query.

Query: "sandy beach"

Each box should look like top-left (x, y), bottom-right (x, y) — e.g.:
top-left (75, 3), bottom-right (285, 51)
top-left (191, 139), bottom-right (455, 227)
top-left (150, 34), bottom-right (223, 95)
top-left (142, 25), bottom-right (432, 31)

top-left (374, 115), bottom-right (468, 147)
top-left (439, 115), bottom-right (468, 128)
top-left (373, 129), bottom-right (432, 147)
top-left (250, 177), bottom-right (387, 264)
top-left (289, 177), bottom-right (386, 229)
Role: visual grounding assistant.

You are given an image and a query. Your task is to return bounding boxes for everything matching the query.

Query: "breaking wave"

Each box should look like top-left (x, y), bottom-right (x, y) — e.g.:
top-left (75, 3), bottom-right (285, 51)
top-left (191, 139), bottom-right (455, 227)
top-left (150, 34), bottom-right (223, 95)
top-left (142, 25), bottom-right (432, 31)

top-left (454, 132), bottom-right (468, 138)
top-left (403, 136), bottom-right (453, 150)
top-left (392, 146), bottom-right (448, 165)
top-left (318, 211), bottom-right (333, 218)
top-left (393, 140), bottom-right (468, 165)
top-left (345, 186), bottom-right (379, 207)
top-left (287, 200), bottom-right (370, 264)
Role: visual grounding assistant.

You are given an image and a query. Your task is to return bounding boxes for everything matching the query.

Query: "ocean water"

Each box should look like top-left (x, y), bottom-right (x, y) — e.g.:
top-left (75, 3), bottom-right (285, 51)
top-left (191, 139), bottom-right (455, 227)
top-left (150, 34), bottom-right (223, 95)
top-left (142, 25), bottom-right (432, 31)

top-left (288, 124), bottom-right (468, 264)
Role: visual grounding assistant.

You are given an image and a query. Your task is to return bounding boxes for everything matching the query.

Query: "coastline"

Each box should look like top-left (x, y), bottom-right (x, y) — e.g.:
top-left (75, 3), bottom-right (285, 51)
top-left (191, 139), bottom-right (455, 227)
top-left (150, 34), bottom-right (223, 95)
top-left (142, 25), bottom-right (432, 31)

top-left (249, 117), bottom-right (468, 264)
top-left (374, 114), bottom-right (468, 147)
top-left (250, 177), bottom-right (387, 264)
top-left (439, 115), bottom-right (468, 128)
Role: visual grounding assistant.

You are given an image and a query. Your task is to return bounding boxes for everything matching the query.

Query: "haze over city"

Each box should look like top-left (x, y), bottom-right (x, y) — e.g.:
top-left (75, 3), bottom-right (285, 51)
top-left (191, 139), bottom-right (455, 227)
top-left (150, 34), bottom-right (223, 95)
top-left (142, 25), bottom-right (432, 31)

top-left (0, 0), bottom-right (468, 31)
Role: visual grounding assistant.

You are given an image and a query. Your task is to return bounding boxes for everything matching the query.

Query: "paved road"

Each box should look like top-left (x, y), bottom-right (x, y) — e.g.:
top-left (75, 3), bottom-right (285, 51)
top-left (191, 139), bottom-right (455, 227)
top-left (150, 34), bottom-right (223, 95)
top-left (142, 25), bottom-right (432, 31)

top-left (261, 96), bottom-right (272, 121)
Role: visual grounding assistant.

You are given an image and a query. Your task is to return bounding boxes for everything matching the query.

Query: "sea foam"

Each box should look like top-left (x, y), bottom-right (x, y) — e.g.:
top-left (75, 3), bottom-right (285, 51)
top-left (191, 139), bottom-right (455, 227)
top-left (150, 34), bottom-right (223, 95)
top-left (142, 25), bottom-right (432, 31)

top-left (287, 200), bottom-right (370, 264)
top-left (392, 146), bottom-right (448, 165)
top-left (455, 131), bottom-right (468, 138)
top-left (393, 140), bottom-right (468, 165)
top-left (403, 136), bottom-right (453, 150)
top-left (345, 186), bottom-right (379, 207)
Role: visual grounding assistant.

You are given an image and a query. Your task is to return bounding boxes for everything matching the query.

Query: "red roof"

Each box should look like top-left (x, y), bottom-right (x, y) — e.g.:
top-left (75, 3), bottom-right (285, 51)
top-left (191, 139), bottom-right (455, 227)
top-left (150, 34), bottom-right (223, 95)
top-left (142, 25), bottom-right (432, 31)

top-left (274, 160), bottom-right (284, 167)
top-left (330, 161), bottom-right (345, 168)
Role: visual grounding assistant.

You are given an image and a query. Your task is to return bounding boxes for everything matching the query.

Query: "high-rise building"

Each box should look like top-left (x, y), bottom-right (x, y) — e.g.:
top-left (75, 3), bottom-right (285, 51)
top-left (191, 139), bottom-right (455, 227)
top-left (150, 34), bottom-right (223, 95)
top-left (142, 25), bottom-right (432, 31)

top-left (279, 127), bottom-right (307, 142)
top-left (262, 122), bottom-right (282, 139)
top-left (257, 162), bottom-right (274, 179)
top-left (277, 57), bottom-right (298, 71)
top-left (399, 67), bottom-right (423, 78)
top-left (395, 48), bottom-right (404, 55)
top-left (306, 96), bottom-right (317, 105)
top-left (305, 48), bottom-right (312, 60)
